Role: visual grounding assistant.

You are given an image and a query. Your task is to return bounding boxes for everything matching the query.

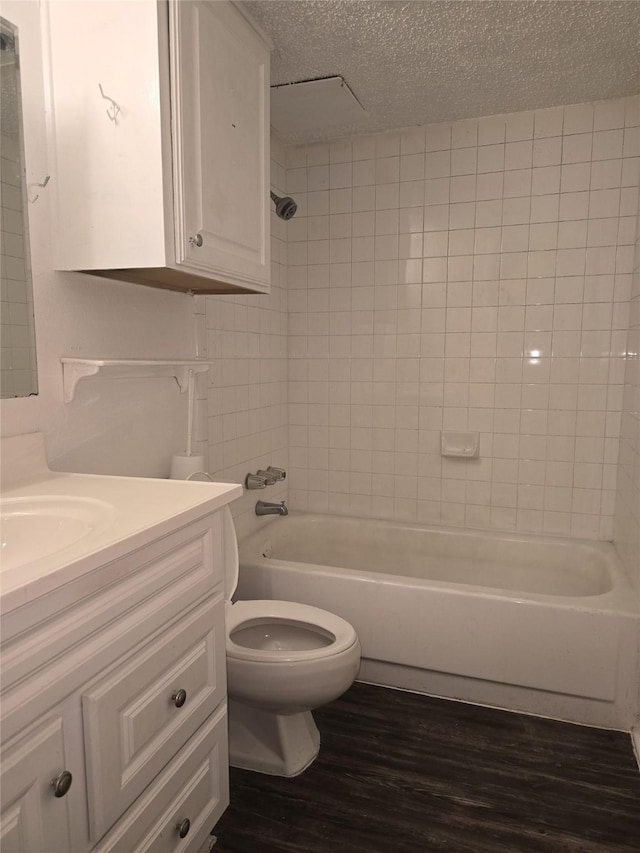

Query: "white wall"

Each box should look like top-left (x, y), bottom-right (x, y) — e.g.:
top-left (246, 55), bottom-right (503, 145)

top-left (0, 1), bottom-right (199, 478)
top-left (284, 96), bottom-right (640, 540)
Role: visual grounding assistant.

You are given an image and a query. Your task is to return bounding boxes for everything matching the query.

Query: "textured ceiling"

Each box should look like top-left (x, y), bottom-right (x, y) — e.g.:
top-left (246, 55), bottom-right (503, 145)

top-left (243, 0), bottom-right (640, 143)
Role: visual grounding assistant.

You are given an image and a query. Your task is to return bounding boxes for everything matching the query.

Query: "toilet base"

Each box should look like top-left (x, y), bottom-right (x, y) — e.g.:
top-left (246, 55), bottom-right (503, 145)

top-left (228, 699), bottom-right (320, 777)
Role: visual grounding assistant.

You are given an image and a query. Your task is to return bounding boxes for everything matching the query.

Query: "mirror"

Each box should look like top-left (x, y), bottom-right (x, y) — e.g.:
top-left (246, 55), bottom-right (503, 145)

top-left (1, 15), bottom-right (38, 398)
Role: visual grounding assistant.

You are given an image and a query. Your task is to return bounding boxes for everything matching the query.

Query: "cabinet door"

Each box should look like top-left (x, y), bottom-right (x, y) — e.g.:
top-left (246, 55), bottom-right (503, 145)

top-left (0, 716), bottom-right (74, 853)
top-left (170, 0), bottom-right (270, 291)
top-left (83, 596), bottom-right (225, 841)
top-left (47, 0), bottom-right (167, 271)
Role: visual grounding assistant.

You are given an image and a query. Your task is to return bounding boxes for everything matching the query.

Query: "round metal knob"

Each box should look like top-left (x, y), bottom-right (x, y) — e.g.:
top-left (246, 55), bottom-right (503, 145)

top-left (176, 818), bottom-right (191, 839)
top-left (189, 233), bottom-right (203, 247)
top-left (171, 689), bottom-right (187, 708)
top-left (51, 770), bottom-right (73, 798)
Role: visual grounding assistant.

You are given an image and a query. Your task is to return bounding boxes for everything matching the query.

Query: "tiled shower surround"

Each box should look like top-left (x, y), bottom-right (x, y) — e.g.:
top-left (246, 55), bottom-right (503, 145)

top-left (614, 186), bottom-right (640, 586)
top-left (201, 99), bottom-right (639, 548)
top-left (203, 137), bottom-right (289, 539)
top-left (285, 97), bottom-right (640, 539)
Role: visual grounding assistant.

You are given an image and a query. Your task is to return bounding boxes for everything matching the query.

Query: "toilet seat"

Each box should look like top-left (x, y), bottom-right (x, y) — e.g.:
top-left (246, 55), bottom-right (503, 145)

top-left (226, 599), bottom-right (358, 663)
top-left (222, 506), bottom-right (241, 599)
top-left (222, 507), bottom-right (358, 663)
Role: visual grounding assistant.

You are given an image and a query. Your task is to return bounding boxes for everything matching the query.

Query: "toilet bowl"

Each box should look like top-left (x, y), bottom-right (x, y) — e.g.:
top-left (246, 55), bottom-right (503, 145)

top-left (222, 508), bottom-right (361, 777)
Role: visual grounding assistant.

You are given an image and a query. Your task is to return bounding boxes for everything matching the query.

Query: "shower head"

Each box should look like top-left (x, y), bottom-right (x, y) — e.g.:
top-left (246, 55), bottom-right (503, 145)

top-left (270, 191), bottom-right (297, 220)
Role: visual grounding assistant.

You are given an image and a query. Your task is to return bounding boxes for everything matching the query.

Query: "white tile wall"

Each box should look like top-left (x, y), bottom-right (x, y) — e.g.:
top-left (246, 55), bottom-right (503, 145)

top-left (1, 131), bottom-right (37, 397)
top-left (285, 96), bottom-right (640, 539)
top-left (202, 136), bottom-right (289, 539)
top-left (614, 172), bottom-right (640, 585)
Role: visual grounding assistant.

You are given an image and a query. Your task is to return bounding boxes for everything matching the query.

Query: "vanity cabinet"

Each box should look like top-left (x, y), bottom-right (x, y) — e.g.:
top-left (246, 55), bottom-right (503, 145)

top-left (0, 512), bottom-right (230, 853)
top-left (46, 0), bottom-right (270, 295)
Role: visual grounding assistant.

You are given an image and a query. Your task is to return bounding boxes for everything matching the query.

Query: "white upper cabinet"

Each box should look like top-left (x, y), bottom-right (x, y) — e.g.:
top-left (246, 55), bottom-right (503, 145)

top-left (171, 1), bottom-right (269, 286)
top-left (46, 0), bottom-right (270, 295)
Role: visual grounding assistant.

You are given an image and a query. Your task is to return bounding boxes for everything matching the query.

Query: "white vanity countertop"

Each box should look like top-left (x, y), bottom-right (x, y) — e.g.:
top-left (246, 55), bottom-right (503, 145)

top-left (0, 434), bottom-right (243, 613)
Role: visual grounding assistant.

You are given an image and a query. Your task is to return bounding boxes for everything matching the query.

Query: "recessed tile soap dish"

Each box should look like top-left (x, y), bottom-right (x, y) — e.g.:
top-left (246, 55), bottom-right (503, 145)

top-left (440, 431), bottom-right (480, 458)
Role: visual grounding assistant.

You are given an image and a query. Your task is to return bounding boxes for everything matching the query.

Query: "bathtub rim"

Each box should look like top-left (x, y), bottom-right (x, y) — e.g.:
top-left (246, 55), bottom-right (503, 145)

top-left (239, 512), bottom-right (639, 616)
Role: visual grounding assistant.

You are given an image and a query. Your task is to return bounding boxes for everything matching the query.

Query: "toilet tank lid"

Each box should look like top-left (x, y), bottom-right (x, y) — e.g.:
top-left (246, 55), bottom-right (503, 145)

top-left (223, 506), bottom-right (239, 599)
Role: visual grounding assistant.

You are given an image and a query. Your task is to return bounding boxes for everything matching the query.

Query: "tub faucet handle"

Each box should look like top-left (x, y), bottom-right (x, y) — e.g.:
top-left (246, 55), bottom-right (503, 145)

top-left (245, 473), bottom-right (267, 490)
top-left (257, 469), bottom-right (278, 485)
top-left (266, 466), bottom-right (286, 481)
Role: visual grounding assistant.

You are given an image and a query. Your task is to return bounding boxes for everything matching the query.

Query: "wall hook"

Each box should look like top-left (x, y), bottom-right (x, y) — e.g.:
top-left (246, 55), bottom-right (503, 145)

top-left (98, 83), bottom-right (121, 124)
top-left (28, 175), bottom-right (50, 204)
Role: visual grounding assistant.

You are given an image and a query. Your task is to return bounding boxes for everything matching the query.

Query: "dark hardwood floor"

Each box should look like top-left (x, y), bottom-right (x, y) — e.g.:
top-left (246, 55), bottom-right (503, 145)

top-left (215, 682), bottom-right (640, 853)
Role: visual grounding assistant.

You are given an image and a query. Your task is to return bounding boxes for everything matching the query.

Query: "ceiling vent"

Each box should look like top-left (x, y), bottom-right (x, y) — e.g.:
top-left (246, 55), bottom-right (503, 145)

top-left (270, 75), bottom-right (365, 138)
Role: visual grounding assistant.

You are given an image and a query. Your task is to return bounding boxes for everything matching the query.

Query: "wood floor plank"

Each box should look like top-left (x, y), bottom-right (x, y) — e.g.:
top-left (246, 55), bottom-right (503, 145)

top-left (215, 683), bottom-right (640, 852)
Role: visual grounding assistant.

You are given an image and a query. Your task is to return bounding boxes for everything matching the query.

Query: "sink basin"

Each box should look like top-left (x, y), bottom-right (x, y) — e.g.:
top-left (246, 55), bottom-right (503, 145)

top-left (1, 496), bottom-right (116, 572)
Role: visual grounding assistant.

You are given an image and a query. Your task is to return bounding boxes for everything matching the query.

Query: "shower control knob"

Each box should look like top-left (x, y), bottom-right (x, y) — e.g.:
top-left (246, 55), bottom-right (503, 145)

top-left (189, 233), bottom-right (203, 247)
top-left (51, 770), bottom-right (73, 798)
top-left (245, 473), bottom-right (267, 490)
top-left (171, 689), bottom-right (187, 708)
top-left (266, 466), bottom-right (286, 481)
top-left (176, 818), bottom-right (191, 839)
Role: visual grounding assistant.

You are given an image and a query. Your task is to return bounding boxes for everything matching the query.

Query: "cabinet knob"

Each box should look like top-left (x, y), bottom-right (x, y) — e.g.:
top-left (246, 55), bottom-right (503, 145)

top-left (171, 689), bottom-right (187, 708)
top-left (176, 818), bottom-right (191, 839)
top-left (51, 770), bottom-right (73, 798)
top-left (189, 233), bottom-right (203, 247)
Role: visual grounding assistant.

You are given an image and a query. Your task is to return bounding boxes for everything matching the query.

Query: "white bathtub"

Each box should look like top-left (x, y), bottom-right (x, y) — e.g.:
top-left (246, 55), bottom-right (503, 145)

top-left (238, 514), bottom-right (640, 730)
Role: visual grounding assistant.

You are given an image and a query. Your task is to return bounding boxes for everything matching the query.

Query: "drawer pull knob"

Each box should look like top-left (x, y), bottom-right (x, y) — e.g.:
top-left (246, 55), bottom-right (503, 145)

top-left (51, 770), bottom-right (73, 798)
top-left (176, 818), bottom-right (191, 839)
top-left (171, 689), bottom-right (187, 708)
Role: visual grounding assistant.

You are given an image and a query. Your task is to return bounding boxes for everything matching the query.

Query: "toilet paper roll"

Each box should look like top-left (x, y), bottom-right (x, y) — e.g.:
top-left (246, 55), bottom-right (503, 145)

top-left (170, 453), bottom-right (206, 480)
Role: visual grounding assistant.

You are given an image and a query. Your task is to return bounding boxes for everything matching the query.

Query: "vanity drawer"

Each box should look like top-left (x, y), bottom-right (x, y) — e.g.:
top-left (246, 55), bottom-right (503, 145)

top-left (83, 595), bottom-right (226, 841)
top-left (94, 705), bottom-right (228, 853)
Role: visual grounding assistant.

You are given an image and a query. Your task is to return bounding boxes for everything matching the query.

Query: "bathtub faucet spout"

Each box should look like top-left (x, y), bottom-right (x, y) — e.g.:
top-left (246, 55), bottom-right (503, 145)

top-left (255, 500), bottom-right (288, 517)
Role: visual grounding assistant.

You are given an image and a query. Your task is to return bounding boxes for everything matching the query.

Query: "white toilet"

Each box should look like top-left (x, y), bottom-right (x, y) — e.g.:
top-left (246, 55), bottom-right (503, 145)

top-left (222, 508), bottom-right (361, 777)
